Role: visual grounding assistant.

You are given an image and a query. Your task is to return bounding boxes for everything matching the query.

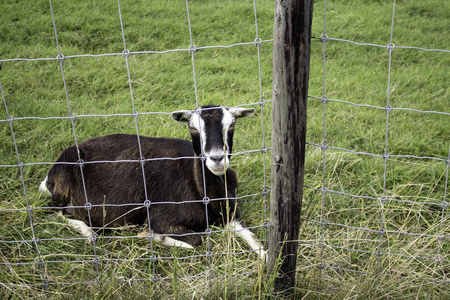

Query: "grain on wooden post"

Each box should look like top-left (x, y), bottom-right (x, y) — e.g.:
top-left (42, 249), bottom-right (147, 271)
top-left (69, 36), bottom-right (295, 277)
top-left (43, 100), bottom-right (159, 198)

top-left (268, 0), bottom-right (314, 294)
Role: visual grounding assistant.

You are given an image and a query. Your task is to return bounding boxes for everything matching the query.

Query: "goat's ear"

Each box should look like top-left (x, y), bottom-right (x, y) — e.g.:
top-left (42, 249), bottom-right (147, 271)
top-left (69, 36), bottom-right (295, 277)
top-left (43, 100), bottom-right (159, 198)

top-left (228, 107), bottom-right (256, 119)
top-left (172, 110), bottom-right (193, 123)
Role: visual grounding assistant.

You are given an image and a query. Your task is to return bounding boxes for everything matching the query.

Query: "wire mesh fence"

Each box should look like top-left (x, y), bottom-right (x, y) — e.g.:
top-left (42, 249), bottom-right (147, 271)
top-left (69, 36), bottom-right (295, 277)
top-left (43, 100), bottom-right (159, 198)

top-left (0, 0), bottom-right (271, 297)
top-left (0, 0), bottom-right (448, 297)
top-left (299, 0), bottom-right (449, 293)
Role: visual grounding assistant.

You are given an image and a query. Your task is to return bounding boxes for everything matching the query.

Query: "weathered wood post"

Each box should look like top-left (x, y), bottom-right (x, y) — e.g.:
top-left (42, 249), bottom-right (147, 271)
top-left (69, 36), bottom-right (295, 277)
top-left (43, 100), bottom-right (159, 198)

top-left (268, 0), bottom-right (314, 294)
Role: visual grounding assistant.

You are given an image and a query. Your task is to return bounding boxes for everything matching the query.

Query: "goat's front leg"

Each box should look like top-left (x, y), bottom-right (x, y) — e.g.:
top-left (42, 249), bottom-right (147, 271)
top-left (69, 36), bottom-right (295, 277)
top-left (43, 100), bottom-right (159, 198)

top-left (227, 220), bottom-right (266, 261)
top-left (138, 225), bottom-right (203, 249)
top-left (55, 212), bottom-right (98, 242)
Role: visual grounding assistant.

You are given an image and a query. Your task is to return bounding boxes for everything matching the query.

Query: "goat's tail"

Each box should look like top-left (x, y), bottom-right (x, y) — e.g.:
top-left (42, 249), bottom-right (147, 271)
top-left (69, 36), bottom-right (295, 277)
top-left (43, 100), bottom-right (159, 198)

top-left (39, 175), bottom-right (50, 195)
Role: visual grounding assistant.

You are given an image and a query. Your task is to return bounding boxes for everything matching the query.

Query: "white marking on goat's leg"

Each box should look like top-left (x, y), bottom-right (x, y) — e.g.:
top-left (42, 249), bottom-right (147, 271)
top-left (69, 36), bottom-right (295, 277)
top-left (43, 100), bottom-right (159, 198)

top-left (39, 176), bottom-right (50, 195)
top-left (67, 218), bottom-right (94, 239)
top-left (228, 220), bottom-right (267, 261)
top-left (154, 234), bottom-right (195, 249)
top-left (56, 212), bottom-right (95, 240)
top-left (137, 229), bottom-right (195, 249)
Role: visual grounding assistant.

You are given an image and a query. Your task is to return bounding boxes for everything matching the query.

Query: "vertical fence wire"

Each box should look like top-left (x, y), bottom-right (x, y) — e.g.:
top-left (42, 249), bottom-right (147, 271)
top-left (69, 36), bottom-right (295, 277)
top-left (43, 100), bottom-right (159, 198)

top-left (184, 0), bottom-right (216, 289)
top-left (0, 83), bottom-right (48, 289)
top-left (116, 0), bottom-right (159, 292)
top-left (252, 0), bottom-right (270, 252)
top-left (48, 0), bottom-right (102, 283)
top-left (376, 0), bottom-right (396, 276)
top-left (318, 0), bottom-right (329, 290)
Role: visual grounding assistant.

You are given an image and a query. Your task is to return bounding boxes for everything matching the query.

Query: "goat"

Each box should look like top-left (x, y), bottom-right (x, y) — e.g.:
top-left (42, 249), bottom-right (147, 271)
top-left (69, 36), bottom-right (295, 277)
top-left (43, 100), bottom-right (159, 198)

top-left (39, 105), bottom-right (265, 259)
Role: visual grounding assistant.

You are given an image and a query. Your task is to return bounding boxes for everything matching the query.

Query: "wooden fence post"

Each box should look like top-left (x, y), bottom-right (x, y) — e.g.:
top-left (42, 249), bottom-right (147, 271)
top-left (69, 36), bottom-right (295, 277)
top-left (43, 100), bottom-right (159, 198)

top-left (268, 0), bottom-right (314, 294)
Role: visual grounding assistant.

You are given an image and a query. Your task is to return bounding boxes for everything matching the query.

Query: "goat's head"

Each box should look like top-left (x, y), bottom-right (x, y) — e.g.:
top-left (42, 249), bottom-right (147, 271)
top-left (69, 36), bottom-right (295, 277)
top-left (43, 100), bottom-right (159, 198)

top-left (172, 105), bottom-right (255, 176)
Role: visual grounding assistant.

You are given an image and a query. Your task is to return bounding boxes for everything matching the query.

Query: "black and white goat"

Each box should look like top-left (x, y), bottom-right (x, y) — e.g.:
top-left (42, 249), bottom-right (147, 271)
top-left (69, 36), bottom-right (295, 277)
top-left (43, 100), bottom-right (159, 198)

top-left (39, 105), bottom-right (265, 259)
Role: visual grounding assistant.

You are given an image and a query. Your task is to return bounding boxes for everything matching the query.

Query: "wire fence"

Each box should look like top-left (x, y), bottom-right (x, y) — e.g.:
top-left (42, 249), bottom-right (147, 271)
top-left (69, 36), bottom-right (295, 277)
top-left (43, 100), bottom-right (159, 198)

top-left (300, 0), bottom-right (449, 291)
top-left (0, 0), bottom-right (448, 296)
top-left (0, 0), bottom-right (270, 295)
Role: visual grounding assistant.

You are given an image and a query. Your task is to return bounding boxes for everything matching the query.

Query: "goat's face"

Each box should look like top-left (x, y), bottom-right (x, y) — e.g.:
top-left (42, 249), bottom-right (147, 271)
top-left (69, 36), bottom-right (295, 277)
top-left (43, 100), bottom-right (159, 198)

top-left (172, 105), bottom-right (255, 176)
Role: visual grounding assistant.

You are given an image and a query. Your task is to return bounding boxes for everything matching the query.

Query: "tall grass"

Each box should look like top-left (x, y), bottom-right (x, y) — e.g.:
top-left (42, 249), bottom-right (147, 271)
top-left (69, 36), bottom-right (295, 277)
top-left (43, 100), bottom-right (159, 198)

top-left (1, 0), bottom-right (448, 298)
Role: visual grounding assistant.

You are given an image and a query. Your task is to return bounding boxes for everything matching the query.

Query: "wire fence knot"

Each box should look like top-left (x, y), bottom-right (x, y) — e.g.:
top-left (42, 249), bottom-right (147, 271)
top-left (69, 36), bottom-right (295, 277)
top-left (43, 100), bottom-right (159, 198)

top-left (77, 159), bottom-right (84, 168)
top-left (189, 44), bottom-right (197, 54)
top-left (84, 202), bottom-right (92, 211)
top-left (143, 199), bottom-right (151, 208)
top-left (320, 143), bottom-right (329, 152)
top-left (6, 116), bottom-right (14, 125)
top-left (56, 53), bottom-right (65, 63)
top-left (254, 37), bottom-right (262, 47)
top-left (68, 113), bottom-right (76, 121)
top-left (385, 105), bottom-right (393, 114)
top-left (387, 43), bottom-right (395, 52)
top-left (122, 49), bottom-right (131, 58)
top-left (42, 280), bottom-right (49, 289)
top-left (90, 235), bottom-right (98, 243)
top-left (320, 34), bottom-right (329, 43)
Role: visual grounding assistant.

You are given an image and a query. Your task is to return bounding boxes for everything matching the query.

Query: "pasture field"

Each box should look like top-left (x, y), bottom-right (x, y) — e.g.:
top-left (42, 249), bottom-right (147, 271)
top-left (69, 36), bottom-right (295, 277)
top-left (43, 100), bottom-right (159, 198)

top-left (0, 0), bottom-right (448, 298)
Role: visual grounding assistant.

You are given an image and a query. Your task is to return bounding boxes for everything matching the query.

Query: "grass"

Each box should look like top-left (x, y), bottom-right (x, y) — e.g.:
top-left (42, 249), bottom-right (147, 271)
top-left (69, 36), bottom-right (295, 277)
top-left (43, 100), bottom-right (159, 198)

top-left (0, 0), bottom-right (449, 298)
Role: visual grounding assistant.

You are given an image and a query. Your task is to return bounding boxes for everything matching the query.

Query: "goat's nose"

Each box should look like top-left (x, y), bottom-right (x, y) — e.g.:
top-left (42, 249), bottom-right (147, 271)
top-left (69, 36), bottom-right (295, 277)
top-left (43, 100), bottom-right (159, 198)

top-left (210, 155), bottom-right (224, 163)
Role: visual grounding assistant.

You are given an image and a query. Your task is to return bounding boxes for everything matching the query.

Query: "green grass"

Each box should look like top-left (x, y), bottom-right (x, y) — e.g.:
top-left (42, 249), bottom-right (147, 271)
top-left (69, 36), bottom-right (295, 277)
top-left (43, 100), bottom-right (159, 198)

top-left (1, 0), bottom-right (449, 298)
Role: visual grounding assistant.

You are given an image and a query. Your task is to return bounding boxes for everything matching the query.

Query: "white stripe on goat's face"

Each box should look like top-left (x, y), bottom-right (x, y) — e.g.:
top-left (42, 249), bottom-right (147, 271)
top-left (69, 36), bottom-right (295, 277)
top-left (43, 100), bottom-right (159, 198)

top-left (172, 105), bottom-right (255, 176)
top-left (190, 106), bottom-right (230, 176)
